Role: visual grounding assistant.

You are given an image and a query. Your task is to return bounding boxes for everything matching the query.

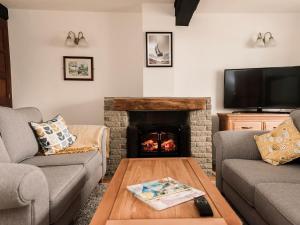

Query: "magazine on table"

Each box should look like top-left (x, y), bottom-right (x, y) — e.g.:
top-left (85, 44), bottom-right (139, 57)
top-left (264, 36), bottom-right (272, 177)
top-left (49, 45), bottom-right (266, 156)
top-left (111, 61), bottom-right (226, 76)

top-left (127, 177), bottom-right (205, 210)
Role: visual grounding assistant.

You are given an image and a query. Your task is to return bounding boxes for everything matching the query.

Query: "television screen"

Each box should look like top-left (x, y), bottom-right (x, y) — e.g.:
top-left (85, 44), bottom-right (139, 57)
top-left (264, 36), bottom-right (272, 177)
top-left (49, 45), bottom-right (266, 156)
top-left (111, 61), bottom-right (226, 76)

top-left (224, 66), bottom-right (300, 109)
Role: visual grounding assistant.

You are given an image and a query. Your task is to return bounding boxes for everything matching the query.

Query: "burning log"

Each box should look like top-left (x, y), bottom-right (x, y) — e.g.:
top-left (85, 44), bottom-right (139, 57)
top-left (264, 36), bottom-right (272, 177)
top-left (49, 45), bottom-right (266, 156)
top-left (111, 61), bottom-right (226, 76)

top-left (161, 139), bottom-right (176, 152)
top-left (142, 139), bottom-right (158, 151)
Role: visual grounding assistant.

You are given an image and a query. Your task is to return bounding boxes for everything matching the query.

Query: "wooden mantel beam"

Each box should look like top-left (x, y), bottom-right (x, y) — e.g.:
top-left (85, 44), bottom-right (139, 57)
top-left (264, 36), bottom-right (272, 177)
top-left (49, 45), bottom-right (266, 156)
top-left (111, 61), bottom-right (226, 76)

top-left (174, 0), bottom-right (200, 26)
top-left (104, 97), bottom-right (210, 111)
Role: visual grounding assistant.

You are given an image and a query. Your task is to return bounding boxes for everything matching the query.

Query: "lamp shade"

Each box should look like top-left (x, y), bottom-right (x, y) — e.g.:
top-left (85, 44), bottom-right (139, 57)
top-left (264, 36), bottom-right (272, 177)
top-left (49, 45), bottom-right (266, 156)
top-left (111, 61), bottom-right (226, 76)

top-left (65, 36), bottom-right (75, 47)
top-left (255, 34), bottom-right (265, 48)
top-left (266, 36), bottom-right (276, 47)
top-left (78, 37), bottom-right (88, 47)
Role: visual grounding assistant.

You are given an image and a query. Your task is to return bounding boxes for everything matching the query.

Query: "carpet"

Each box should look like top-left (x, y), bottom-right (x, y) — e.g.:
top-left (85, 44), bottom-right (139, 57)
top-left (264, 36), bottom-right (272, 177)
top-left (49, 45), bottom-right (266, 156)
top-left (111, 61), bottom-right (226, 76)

top-left (74, 183), bottom-right (108, 225)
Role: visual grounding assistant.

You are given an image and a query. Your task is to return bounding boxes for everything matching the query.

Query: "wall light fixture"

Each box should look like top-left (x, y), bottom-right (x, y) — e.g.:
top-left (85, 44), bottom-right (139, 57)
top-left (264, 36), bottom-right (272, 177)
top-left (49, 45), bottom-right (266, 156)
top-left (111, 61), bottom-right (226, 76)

top-left (65, 31), bottom-right (88, 47)
top-left (255, 32), bottom-right (276, 48)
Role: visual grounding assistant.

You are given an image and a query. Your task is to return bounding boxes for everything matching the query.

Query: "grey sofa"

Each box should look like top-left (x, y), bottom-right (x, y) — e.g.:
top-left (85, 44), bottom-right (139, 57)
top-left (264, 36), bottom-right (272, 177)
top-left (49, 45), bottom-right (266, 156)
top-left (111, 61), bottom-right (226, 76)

top-left (0, 107), bottom-right (107, 225)
top-left (214, 109), bottom-right (300, 225)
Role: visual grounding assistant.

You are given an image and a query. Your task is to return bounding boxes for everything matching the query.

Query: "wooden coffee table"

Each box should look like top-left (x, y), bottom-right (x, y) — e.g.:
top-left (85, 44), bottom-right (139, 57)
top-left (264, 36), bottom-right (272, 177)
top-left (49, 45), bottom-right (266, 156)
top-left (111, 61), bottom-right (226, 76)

top-left (90, 158), bottom-right (242, 225)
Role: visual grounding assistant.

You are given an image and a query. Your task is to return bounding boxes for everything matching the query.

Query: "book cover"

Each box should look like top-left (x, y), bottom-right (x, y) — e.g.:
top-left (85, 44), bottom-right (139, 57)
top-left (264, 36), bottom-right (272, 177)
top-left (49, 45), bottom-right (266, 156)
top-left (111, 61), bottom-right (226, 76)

top-left (127, 177), bottom-right (205, 210)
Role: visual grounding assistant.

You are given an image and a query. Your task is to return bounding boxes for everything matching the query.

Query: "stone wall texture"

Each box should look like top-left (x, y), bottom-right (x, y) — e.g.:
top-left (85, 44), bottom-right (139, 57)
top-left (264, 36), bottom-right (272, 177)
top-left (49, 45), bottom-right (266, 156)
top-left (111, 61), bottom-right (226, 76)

top-left (104, 97), bottom-right (213, 176)
top-left (188, 107), bottom-right (213, 175)
top-left (104, 110), bottom-right (129, 175)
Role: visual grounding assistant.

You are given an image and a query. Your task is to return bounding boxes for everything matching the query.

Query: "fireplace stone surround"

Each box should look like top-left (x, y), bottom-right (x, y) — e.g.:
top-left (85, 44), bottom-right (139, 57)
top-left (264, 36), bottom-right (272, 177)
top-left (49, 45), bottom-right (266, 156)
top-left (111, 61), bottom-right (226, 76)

top-left (104, 97), bottom-right (213, 176)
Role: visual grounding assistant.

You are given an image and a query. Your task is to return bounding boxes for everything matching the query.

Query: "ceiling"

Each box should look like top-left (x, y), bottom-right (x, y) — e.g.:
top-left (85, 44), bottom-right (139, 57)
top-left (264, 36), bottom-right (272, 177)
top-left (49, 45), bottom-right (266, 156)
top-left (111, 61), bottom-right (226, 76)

top-left (2, 0), bottom-right (300, 13)
top-left (198, 0), bottom-right (300, 13)
top-left (1, 0), bottom-right (173, 12)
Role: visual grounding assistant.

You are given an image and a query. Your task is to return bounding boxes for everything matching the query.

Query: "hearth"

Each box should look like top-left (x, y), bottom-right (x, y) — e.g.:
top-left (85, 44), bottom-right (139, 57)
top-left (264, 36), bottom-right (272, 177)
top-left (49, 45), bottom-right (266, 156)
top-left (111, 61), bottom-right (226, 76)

top-left (127, 111), bottom-right (191, 158)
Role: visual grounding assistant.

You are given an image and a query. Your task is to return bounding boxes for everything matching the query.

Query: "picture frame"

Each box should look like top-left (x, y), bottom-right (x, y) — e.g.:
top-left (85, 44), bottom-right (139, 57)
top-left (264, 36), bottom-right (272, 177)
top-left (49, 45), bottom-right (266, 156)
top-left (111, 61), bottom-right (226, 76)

top-left (63, 56), bottom-right (94, 81)
top-left (146, 32), bottom-right (173, 67)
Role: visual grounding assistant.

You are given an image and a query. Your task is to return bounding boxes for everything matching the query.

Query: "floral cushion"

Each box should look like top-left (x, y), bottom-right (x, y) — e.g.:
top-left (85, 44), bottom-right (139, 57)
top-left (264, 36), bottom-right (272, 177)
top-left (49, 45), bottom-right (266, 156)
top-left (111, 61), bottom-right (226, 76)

top-left (254, 118), bottom-right (300, 165)
top-left (30, 115), bottom-right (76, 155)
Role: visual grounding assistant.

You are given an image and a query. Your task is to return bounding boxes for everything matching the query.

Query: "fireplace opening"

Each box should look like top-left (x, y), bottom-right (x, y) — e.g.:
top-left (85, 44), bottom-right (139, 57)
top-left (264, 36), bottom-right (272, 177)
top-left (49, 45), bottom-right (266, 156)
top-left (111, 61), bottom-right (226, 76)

top-left (142, 131), bottom-right (177, 153)
top-left (127, 111), bottom-right (191, 158)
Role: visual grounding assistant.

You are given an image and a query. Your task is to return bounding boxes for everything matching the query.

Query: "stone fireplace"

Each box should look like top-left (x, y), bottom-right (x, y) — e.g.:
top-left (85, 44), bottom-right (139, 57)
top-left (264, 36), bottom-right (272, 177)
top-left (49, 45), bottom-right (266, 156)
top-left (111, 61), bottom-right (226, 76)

top-left (104, 97), bottom-right (212, 175)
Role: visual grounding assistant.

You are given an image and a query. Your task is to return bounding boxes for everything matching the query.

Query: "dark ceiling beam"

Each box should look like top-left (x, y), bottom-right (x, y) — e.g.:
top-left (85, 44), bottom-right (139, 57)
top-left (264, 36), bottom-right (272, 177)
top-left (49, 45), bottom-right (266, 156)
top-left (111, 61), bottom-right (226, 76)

top-left (0, 4), bottom-right (8, 20)
top-left (174, 0), bottom-right (200, 26)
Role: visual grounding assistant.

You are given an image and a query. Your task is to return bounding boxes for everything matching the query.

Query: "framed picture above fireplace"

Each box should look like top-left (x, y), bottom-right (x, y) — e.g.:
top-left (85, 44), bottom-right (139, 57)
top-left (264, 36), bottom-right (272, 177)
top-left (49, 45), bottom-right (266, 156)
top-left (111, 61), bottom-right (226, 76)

top-left (146, 32), bottom-right (173, 67)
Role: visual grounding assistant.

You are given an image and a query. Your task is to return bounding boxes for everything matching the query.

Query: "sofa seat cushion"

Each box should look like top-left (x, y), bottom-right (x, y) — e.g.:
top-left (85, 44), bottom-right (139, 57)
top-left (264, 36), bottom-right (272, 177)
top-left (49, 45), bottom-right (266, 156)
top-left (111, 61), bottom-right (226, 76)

top-left (22, 151), bottom-right (102, 180)
top-left (222, 159), bottom-right (300, 206)
top-left (40, 165), bottom-right (86, 223)
top-left (255, 183), bottom-right (300, 225)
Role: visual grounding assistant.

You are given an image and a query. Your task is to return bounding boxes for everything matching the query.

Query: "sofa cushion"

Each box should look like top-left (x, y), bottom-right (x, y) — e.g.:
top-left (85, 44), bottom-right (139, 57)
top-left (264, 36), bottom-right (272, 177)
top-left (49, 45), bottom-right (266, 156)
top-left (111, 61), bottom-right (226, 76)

top-left (30, 115), bottom-right (76, 155)
top-left (0, 107), bottom-right (42, 162)
top-left (40, 165), bottom-right (85, 224)
top-left (291, 110), bottom-right (300, 131)
top-left (0, 137), bottom-right (10, 162)
top-left (222, 159), bottom-right (300, 206)
top-left (22, 151), bottom-right (102, 180)
top-left (222, 181), bottom-right (268, 225)
top-left (255, 183), bottom-right (300, 225)
top-left (254, 118), bottom-right (300, 165)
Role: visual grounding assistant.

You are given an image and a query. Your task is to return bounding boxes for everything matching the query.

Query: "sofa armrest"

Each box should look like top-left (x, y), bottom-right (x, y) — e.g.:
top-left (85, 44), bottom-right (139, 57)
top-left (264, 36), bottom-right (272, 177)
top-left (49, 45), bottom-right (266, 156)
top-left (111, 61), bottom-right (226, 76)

top-left (100, 127), bottom-right (108, 176)
top-left (213, 130), bottom-right (265, 191)
top-left (0, 163), bottom-right (49, 210)
top-left (68, 124), bottom-right (108, 177)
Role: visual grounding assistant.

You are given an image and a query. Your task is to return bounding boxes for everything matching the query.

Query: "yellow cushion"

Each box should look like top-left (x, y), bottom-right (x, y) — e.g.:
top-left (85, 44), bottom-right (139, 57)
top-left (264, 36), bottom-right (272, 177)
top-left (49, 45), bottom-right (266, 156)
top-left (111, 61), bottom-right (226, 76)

top-left (254, 118), bottom-right (300, 165)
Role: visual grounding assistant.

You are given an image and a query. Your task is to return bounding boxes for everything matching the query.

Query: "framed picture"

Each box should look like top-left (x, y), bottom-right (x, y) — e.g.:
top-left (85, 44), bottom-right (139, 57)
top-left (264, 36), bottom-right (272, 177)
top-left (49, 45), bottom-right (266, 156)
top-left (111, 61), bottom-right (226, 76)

top-left (63, 56), bottom-right (94, 81)
top-left (146, 32), bottom-right (173, 67)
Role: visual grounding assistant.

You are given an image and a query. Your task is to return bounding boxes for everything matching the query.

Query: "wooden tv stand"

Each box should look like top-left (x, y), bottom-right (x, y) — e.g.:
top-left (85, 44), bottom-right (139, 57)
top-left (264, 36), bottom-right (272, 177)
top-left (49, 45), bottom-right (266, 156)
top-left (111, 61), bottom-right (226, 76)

top-left (218, 113), bottom-right (289, 131)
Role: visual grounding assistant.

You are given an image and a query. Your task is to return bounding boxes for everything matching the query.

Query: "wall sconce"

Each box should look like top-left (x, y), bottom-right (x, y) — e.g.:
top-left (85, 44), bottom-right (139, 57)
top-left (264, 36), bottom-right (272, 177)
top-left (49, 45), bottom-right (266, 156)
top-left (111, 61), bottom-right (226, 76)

top-left (255, 32), bottom-right (276, 48)
top-left (65, 31), bottom-right (88, 47)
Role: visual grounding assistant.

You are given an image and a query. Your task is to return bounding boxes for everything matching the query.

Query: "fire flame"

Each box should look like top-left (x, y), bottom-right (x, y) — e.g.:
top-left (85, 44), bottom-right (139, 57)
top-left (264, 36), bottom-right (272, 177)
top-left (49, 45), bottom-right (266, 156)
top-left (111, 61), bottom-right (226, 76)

top-left (142, 139), bottom-right (176, 152)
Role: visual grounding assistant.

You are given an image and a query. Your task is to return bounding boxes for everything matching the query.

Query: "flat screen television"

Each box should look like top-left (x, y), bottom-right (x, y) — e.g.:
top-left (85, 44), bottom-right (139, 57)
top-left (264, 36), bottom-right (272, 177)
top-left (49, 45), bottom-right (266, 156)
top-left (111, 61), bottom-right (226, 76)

top-left (224, 66), bottom-right (300, 110)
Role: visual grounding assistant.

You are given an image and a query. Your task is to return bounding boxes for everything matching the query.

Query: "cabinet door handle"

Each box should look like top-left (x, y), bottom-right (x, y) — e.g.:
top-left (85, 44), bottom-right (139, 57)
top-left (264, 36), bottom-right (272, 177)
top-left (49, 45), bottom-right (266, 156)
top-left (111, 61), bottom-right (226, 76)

top-left (241, 126), bottom-right (253, 129)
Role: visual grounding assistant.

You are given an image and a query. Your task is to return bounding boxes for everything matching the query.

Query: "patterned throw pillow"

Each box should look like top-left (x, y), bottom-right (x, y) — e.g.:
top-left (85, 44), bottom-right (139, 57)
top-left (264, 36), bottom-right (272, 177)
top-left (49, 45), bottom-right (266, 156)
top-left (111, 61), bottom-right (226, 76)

top-left (30, 115), bottom-right (76, 155)
top-left (254, 118), bottom-right (300, 165)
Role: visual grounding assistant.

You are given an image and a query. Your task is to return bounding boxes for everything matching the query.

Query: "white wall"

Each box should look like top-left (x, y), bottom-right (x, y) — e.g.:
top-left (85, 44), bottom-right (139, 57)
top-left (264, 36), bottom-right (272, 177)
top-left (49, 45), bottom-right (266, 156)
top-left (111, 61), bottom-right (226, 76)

top-left (8, 5), bottom-right (300, 127)
top-left (143, 4), bottom-right (300, 116)
top-left (8, 9), bottom-right (143, 124)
